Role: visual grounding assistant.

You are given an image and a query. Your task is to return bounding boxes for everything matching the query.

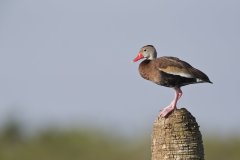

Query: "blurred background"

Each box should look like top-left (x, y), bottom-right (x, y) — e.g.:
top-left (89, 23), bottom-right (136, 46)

top-left (0, 0), bottom-right (240, 159)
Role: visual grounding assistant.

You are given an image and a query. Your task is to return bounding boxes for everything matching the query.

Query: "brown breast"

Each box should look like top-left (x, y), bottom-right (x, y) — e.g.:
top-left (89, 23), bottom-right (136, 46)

top-left (139, 60), bottom-right (161, 85)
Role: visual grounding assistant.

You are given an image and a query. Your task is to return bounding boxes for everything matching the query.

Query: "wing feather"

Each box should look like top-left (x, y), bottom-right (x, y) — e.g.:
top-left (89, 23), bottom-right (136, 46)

top-left (156, 56), bottom-right (194, 78)
top-left (155, 56), bottom-right (212, 83)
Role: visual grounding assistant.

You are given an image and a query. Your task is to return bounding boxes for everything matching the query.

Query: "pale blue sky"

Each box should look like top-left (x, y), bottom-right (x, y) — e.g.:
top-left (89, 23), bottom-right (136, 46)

top-left (0, 0), bottom-right (240, 136)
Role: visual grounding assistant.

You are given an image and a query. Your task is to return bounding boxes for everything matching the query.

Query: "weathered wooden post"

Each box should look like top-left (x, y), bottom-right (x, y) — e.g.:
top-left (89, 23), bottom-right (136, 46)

top-left (151, 108), bottom-right (204, 160)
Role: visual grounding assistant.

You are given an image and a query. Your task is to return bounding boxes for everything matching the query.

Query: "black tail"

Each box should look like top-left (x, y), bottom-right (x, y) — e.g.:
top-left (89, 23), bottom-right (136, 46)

top-left (191, 68), bottom-right (212, 84)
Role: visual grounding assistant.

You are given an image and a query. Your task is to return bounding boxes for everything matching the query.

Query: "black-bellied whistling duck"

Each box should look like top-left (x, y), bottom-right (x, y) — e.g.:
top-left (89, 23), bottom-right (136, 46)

top-left (133, 45), bottom-right (212, 117)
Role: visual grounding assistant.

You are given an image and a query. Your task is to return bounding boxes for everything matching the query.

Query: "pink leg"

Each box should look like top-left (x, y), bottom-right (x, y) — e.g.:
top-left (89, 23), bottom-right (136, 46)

top-left (159, 88), bottom-right (182, 117)
top-left (177, 89), bottom-right (183, 100)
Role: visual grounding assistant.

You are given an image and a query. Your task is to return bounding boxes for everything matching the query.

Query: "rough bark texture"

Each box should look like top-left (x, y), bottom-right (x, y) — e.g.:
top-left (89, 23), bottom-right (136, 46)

top-left (151, 108), bottom-right (204, 160)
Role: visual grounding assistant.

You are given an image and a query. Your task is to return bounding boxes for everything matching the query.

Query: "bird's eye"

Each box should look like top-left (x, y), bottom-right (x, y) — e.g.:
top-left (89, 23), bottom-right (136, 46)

top-left (144, 49), bottom-right (147, 52)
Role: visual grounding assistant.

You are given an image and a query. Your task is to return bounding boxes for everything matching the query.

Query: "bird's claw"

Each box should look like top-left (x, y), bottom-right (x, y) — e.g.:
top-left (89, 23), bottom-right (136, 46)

top-left (159, 105), bottom-right (175, 118)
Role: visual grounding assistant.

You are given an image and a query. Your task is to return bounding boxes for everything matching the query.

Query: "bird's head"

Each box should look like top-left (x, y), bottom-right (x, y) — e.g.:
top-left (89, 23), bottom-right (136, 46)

top-left (133, 45), bottom-right (157, 62)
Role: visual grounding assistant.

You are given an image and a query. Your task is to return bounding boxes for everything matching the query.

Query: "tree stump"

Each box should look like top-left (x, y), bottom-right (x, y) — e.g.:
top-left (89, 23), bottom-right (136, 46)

top-left (151, 108), bottom-right (204, 160)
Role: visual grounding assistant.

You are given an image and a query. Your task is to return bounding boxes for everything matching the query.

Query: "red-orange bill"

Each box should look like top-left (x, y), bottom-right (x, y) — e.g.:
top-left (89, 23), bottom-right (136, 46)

top-left (132, 53), bottom-right (143, 62)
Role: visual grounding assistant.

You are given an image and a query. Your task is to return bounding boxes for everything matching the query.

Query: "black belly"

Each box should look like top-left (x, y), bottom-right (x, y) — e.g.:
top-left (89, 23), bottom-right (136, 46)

top-left (159, 71), bottom-right (197, 88)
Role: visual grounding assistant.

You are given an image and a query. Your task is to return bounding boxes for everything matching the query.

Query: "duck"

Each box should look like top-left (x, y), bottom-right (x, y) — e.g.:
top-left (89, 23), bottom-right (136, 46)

top-left (133, 45), bottom-right (212, 117)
